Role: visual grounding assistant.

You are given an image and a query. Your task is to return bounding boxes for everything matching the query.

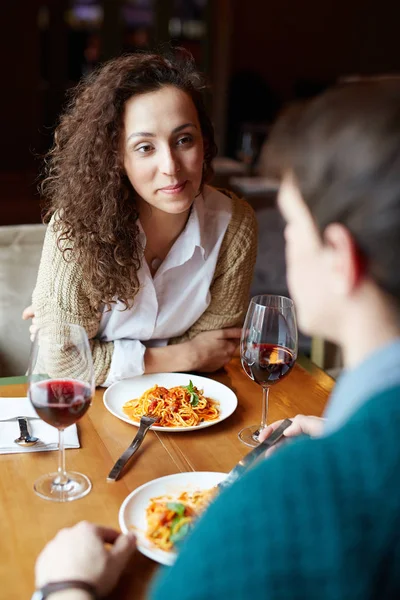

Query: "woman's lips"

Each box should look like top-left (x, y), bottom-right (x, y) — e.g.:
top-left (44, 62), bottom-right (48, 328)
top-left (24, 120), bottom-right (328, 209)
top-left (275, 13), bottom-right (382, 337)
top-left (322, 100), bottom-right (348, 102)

top-left (158, 181), bottom-right (187, 195)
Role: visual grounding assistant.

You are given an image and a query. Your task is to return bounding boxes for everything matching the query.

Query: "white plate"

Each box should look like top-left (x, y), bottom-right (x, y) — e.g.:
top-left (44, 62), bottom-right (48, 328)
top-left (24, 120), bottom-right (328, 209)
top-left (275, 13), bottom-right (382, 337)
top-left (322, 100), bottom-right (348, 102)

top-left (103, 372), bottom-right (238, 432)
top-left (119, 471), bottom-right (226, 566)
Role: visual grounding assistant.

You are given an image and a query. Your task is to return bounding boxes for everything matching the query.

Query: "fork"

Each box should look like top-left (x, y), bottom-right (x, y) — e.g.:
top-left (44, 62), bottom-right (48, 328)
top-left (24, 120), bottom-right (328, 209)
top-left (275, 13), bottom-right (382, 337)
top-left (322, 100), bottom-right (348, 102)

top-left (107, 414), bottom-right (158, 482)
top-left (0, 416), bottom-right (40, 422)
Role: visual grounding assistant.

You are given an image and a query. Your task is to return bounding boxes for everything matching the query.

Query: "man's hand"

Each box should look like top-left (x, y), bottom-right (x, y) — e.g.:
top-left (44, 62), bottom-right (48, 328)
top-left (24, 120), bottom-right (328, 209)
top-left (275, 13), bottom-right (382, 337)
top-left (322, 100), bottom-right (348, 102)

top-left (185, 328), bottom-right (242, 372)
top-left (35, 521), bottom-right (136, 598)
top-left (259, 414), bottom-right (325, 457)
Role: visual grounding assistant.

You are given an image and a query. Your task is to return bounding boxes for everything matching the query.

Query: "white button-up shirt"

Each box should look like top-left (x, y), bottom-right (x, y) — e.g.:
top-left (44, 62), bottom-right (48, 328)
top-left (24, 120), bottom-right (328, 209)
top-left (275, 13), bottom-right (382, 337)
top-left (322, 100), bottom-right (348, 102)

top-left (98, 186), bottom-right (232, 386)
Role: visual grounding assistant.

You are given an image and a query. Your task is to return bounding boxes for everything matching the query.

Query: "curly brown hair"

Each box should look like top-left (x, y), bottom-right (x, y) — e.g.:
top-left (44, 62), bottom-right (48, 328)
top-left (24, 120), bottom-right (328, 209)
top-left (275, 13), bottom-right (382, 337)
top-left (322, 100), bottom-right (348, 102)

top-left (41, 49), bottom-right (217, 310)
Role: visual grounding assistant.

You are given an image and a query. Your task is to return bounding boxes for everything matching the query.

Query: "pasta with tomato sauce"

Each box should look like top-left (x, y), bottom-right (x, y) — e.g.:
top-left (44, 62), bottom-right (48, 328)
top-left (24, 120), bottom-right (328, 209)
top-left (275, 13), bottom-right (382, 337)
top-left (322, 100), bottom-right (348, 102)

top-left (122, 381), bottom-right (220, 427)
top-left (145, 488), bottom-right (217, 551)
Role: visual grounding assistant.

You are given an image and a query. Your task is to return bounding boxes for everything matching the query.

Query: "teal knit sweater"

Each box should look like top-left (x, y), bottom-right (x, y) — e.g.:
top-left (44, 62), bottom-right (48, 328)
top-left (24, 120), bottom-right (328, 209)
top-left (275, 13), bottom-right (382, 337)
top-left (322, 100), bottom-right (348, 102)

top-left (151, 385), bottom-right (400, 599)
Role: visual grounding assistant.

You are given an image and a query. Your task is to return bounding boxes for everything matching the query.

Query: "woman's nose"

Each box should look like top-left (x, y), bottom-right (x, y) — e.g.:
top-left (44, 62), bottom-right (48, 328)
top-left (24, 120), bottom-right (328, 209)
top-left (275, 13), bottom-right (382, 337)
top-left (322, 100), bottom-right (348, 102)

top-left (160, 148), bottom-right (180, 175)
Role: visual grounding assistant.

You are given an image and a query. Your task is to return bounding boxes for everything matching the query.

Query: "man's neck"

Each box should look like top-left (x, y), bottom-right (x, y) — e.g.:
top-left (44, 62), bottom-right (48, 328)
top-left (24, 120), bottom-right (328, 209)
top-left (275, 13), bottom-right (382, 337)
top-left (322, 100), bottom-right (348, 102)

top-left (339, 284), bottom-right (400, 370)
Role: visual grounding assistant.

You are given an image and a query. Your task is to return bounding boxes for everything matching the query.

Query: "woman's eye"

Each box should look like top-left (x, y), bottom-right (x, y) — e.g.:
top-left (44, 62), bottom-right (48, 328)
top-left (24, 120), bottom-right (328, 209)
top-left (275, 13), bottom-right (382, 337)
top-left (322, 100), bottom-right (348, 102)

top-left (177, 135), bottom-right (193, 146)
top-left (136, 144), bottom-right (153, 154)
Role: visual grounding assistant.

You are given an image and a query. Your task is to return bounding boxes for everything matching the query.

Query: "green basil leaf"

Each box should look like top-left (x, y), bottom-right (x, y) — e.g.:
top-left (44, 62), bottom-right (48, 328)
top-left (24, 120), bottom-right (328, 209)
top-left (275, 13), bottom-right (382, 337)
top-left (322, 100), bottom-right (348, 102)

top-left (170, 521), bottom-right (191, 544)
top-left (166, 502), bottom-right (185, 517)
top-left (170, 515), bottom-right (181, 529)
top-left (184, 380), bottom-right (195, 393)
top-left (189, 392), bottom-right (199, 407)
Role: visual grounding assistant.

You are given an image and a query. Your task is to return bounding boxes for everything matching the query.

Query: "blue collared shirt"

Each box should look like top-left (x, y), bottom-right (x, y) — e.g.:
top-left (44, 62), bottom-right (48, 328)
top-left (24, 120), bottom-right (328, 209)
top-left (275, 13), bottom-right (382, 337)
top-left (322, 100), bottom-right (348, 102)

top-left (323, 338), bottom-right (400, 434)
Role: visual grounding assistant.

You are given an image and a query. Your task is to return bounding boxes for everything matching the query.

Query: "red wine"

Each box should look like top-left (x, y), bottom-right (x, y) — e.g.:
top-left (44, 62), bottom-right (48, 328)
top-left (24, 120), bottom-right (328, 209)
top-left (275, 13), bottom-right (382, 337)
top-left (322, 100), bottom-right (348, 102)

top-left (242, 343), bottom-right (295, 386)
top-left (30, 379), bottom-right (92, 429)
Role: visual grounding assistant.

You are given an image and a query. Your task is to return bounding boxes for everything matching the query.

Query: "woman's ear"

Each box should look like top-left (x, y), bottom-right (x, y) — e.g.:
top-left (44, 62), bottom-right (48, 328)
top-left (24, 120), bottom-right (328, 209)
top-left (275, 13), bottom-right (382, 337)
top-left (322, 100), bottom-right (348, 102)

top-left (323, 223), bottom-right (365, 295)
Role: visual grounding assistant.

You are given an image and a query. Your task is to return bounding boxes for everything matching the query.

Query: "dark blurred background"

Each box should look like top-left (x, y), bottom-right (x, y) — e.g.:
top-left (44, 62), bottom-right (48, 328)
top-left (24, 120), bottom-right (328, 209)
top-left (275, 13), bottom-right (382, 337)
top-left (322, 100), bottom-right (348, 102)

top-left (1, 0), bottom-right (400, 372)
top-left (1, 0), bottom-right (400, 225)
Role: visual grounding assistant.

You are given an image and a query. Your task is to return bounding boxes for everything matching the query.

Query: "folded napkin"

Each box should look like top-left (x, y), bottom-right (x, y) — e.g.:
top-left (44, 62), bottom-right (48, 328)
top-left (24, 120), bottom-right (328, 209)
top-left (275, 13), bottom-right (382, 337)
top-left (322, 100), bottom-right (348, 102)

top-left (0, 397), bottom-right (80, 454)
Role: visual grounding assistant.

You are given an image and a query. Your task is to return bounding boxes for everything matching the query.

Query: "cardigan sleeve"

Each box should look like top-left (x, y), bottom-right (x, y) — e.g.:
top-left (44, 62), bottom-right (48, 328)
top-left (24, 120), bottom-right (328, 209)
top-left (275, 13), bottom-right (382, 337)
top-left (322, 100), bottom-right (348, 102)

top-left (169, 193), bottom-right (258, 344)
top-left (32, 219), bottom-right (113, 386)
top-left (150, 386), bottom-right (400, 600)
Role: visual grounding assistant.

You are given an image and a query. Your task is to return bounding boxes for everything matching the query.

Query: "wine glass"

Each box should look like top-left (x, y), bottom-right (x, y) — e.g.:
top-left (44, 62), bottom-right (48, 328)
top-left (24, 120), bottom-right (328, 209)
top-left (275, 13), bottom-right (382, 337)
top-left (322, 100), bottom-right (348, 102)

top-left (239, 295), bottom-right (298, 447)
top-left (27, 323), bottom-right (95, 501)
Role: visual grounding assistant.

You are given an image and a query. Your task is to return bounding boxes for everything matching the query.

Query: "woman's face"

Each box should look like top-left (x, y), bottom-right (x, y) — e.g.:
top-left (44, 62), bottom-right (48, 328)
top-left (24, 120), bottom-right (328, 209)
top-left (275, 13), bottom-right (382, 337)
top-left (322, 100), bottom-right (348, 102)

top-left (122, 85), bottom-right (204, 216)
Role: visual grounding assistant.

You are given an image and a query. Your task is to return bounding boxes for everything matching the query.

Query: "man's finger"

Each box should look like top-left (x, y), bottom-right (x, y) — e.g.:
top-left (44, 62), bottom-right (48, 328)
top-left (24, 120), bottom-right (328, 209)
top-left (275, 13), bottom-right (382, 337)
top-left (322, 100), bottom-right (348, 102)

top-left (282, 420), bottom-right (306, 437)
top-left (258, 425), bottom-right (274, 443)
top-left (110, 533), bottom-right (136, 570)
top-left (92, 525), bottom-right (121, 544)
top-left (288, 414), bottom-right (325, 437)
top-left (258, 420), bottom-right (284, 442)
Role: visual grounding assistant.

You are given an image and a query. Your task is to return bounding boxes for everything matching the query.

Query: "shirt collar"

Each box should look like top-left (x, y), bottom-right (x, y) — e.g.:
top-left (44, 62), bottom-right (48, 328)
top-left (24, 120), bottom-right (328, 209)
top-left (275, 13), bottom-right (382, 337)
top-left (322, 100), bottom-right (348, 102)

top-left (323, 337), bottom-right (400, 434)
top-left (190, 192), bottom-right (207, 258)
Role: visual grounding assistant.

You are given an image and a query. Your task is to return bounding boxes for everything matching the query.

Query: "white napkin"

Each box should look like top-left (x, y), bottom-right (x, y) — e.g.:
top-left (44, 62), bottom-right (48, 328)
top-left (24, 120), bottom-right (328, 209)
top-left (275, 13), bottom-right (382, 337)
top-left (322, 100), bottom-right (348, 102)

top-left (0, 397), bottom-right (80, 454)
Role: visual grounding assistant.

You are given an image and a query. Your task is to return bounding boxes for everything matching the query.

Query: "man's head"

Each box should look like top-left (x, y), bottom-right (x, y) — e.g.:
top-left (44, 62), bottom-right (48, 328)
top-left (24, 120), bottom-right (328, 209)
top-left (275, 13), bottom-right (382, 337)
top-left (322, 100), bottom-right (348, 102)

top-left (271, 80), bottom-right (400, 340)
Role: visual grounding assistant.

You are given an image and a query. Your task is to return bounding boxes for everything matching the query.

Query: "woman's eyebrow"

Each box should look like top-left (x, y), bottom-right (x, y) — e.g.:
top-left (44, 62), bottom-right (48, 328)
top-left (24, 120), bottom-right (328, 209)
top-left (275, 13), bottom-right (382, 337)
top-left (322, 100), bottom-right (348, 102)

top-left (126, 122), bottom-right (197, 143)
top-left (127, 131), bottom-right (155, 142)
top-left (172, 122), bottom-right (197, 133)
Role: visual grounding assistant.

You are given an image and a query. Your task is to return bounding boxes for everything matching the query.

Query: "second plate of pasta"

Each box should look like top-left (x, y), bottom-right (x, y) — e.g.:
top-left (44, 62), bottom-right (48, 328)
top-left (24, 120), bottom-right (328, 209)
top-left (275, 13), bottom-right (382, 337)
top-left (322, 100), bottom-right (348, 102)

top-left (103, 372), bottom-right (238, 432)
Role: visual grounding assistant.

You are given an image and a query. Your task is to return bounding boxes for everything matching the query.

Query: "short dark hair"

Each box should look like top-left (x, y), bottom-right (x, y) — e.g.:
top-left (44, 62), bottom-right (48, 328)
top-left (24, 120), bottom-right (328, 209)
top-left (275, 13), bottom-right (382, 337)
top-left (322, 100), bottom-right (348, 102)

top-left (271, 80), bottom-right (400, 304)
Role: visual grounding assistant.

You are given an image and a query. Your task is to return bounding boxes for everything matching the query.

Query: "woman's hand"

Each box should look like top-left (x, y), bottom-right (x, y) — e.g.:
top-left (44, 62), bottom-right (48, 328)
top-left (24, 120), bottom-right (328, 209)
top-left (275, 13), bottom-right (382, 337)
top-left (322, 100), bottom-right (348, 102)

top-left (22, 304), bottom-right (37, 341)
top-left (185, 328), bottom-right (242, 372)
top-left (35, 521), bottom-right (136, 598)
top-left (259, 414), bottom-right (325, 457)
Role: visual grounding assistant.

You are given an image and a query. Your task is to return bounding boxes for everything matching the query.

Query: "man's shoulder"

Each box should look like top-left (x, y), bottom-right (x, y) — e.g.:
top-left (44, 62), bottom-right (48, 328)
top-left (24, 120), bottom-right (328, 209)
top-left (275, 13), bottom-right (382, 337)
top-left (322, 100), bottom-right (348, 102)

top-left (341, 383), bottom-right (400, 439)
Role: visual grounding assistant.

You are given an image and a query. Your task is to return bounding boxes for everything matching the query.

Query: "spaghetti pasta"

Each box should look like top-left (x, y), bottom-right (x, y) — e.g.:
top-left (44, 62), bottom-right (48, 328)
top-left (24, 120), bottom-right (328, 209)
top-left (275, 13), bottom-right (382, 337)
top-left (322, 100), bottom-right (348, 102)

top-left (145, 488), bottom-right (217, 551)
top-left (122, 381), bottom-right (220, 427)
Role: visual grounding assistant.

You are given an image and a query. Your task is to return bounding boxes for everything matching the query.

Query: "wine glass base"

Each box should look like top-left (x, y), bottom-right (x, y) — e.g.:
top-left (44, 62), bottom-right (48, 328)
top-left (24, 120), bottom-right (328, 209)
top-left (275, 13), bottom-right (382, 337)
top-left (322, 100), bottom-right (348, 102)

top-left (33, 471), bottom-right (92, 502)
top-left (238, 425), bottom-right (263, 447)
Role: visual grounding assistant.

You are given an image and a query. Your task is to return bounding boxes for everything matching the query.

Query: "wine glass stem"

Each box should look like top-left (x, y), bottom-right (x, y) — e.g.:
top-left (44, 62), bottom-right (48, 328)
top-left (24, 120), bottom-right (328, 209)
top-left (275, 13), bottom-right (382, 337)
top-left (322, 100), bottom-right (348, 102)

top-left (261, 386), bottom-right (270, 430)
top-left (56, 428), bottom-right (68, 486)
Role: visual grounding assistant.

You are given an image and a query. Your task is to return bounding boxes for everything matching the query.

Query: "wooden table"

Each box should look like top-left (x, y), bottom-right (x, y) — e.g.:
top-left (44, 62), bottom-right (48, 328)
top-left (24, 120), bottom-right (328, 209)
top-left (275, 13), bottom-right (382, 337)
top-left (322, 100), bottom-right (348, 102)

top-left (0, 359), bottom-right (334, 600)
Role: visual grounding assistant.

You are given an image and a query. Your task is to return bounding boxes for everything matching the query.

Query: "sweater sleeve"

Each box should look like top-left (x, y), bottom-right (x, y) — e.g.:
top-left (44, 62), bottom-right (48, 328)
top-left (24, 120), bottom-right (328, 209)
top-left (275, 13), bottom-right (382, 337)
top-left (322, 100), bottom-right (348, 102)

top-left (32, 219), bottom-right (113, 386)
top-left (169, 194), bottom-right (258, 344)
top-left (150, 386), bottom-right (400, 600)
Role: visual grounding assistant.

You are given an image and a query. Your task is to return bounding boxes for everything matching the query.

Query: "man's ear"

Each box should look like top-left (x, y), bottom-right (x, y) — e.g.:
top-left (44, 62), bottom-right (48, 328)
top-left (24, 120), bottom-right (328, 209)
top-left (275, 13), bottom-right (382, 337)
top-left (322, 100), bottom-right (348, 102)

top-left (323, 223), bottom-right (364, 295)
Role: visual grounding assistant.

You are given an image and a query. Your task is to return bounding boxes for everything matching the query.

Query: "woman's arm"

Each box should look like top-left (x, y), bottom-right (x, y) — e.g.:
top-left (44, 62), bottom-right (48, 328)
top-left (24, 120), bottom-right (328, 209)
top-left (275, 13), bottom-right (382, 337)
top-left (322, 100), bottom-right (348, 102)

top-left (32, 221), bottom-right (238, 384)
top-left (32, 220), bottom-right (115, 386)
top-left (145, 327), bottom-right (242, 373)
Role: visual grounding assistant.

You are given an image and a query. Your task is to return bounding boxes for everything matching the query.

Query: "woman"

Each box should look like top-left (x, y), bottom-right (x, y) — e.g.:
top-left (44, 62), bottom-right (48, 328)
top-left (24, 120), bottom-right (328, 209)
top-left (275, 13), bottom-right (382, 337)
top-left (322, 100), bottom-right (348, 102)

top-left (33, 79), bottom-right (400, 599)
top-left (29, 49), bottom-right (257, 386)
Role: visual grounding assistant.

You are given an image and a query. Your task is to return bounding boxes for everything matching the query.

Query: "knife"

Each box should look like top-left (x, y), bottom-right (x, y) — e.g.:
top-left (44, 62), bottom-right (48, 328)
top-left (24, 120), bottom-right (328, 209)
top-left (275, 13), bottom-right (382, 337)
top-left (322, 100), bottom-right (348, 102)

top-left (107, 415), bottom-right (158, 482)
top-left (218, 418), bottom-right (292, 490)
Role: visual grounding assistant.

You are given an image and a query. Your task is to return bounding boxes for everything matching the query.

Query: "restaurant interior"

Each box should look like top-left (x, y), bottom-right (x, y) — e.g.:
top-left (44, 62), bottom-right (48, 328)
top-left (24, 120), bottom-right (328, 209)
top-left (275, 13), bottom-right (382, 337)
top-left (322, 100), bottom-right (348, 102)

top-left (3, 0), bottom-right (399, 377)
top-left (1, 1), bottom-right (400, 597)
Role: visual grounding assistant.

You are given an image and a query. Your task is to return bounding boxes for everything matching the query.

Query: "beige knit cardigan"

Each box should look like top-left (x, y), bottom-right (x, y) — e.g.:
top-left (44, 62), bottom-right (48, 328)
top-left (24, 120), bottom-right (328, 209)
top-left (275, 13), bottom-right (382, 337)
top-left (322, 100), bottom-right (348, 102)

top-left (32, 191), bottom-right (258, 385)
